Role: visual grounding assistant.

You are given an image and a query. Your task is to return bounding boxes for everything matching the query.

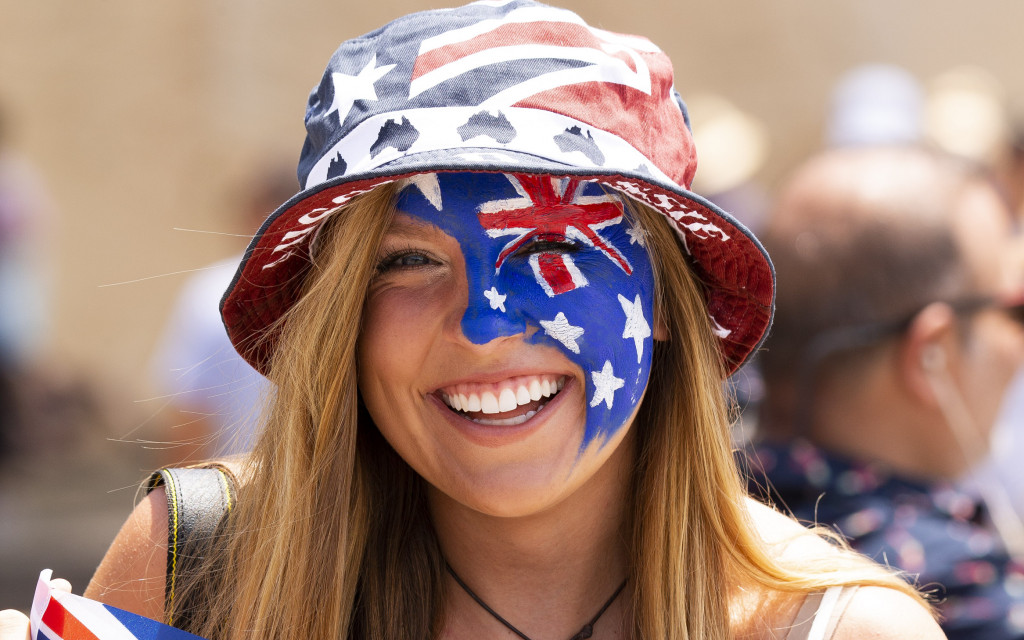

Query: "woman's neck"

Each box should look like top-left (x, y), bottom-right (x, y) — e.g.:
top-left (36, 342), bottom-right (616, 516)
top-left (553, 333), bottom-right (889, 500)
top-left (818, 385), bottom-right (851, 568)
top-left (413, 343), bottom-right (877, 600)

top-left (429, 432), bottom-right (635, 639)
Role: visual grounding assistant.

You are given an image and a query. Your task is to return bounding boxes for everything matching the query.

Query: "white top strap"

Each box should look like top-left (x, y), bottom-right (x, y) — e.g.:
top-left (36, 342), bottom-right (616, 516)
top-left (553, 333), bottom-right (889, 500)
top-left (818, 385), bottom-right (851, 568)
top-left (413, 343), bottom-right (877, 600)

top-left (806, 586), bottom-right (843, 640)
top-left (785, 586), bottom-right (859, 640)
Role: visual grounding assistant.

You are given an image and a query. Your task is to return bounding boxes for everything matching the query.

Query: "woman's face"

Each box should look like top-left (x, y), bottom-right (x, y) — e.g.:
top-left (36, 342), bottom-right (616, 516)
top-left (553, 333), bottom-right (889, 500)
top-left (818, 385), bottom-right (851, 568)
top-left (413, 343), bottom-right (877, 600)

top-left (357, 172), bottom-right (657, 516)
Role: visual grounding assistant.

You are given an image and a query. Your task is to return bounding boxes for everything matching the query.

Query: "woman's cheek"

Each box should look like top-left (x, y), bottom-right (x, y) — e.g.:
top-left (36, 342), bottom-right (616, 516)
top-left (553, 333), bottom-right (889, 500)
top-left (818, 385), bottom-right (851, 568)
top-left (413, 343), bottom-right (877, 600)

top-left (511, 261), bottom-right (656, 448)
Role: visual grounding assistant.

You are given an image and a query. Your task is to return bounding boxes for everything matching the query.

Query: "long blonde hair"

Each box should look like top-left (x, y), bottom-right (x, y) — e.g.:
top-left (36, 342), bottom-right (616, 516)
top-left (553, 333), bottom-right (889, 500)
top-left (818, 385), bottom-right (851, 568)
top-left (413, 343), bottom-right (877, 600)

top-left (175, 182), bottom-right (928, 640)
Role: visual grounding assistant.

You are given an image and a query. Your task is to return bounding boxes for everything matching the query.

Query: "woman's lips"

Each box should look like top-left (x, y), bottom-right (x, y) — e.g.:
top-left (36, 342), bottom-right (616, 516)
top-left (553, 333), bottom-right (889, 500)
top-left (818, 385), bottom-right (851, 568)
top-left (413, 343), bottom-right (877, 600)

top-left (437, 374), bottom-right (567, 426)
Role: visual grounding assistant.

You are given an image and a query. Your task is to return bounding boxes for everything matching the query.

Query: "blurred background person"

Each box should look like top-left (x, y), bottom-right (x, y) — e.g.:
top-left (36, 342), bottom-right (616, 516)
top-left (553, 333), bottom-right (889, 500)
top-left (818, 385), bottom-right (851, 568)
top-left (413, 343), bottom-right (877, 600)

top-left (148, 165), bottom-right (296, 462)
top-left (0, 102), bottom-right (52, 366)
top-left (807, 63), bottom-right (1024, 535)
top-left (0, 101), bottom-right (54, 459)
top-left (915, 66), bottom-right (1024, 533)
top-left (0, 102), bottom-right (158, 609)
top-left (747, 145), bottom-right (1024, 639)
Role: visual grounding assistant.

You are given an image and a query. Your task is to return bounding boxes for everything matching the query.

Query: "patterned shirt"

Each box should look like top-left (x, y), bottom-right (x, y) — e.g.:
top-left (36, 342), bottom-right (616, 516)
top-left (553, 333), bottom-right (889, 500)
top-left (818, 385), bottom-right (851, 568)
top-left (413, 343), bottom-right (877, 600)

top-left (745, 439), bottom-right (1024, 639)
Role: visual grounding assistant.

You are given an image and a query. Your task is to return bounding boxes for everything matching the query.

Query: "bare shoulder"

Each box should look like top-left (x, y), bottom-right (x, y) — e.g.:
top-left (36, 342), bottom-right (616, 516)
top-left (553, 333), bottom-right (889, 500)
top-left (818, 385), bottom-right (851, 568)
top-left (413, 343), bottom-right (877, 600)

top-left (740, 500), bottom-right (944, 638)
top-left (744, 497), bottom-right (808, 535)
top-left (832, 587), bottom-right (945, 639)
top-left (83, 486), bottom-right (168, 620)
top-left (744, 498), bottom-right (838, 558)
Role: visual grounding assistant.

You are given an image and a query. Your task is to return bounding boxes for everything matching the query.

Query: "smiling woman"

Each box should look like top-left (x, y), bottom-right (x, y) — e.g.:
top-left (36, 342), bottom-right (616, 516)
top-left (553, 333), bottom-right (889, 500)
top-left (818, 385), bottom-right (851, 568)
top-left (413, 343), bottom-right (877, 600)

top-left (1, 2), bottom-right (945, 640)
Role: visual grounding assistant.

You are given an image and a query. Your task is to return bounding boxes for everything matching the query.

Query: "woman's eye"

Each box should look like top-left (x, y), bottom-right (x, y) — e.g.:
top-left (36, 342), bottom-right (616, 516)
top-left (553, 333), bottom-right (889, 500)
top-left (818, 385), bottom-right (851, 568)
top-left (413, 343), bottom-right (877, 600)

top-left (376, 250), bottom-right (436, 272)
top-left (515, 236), bottom-right (579, 256)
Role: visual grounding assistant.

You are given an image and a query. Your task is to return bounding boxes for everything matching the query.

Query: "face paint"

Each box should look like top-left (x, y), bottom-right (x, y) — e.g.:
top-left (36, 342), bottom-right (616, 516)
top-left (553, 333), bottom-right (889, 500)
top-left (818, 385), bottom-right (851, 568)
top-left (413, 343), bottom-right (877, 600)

top-left (395, 172), bottom-right (656, 448)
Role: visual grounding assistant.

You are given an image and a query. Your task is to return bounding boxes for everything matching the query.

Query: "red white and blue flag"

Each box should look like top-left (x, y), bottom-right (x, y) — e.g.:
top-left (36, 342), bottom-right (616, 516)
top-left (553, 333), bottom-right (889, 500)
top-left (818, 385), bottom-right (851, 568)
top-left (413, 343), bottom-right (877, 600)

top-left (299, 1), bottom-right (691, 190)
top-left (478, 174), bottom-right (632, 296)
top-left (30, 571), bottom-right (206, 640)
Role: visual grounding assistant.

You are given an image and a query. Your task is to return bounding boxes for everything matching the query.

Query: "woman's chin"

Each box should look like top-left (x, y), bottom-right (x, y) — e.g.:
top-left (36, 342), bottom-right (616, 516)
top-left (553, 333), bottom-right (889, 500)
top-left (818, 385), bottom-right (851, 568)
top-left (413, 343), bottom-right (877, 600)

top-left (425, 416), bottom-right (636, 522)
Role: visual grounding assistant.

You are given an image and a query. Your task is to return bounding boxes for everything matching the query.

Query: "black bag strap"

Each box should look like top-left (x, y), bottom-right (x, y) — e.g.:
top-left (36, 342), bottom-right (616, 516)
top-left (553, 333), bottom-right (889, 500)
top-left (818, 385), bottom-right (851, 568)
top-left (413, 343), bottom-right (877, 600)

top-left (146, 465), bottom-right (236, 627)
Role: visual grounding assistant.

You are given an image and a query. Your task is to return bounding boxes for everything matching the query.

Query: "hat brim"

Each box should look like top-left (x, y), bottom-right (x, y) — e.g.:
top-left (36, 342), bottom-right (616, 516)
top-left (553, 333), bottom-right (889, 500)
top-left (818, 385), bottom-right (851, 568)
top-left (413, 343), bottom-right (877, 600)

top-left (220, 148), bottom-right (774, 376)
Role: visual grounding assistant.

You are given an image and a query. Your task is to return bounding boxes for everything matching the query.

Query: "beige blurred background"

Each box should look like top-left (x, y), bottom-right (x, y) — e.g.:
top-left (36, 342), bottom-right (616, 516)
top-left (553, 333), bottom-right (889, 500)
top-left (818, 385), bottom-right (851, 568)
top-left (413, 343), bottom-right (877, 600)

top-left (1, 0), bottom-right (1023, 608)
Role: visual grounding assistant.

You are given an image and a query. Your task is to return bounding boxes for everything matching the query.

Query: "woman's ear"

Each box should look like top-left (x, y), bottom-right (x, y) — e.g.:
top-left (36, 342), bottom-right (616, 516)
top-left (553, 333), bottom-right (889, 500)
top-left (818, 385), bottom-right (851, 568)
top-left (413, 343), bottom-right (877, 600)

top-left (899, 302), bottom-right (958, 407)
top-left (653, 307), bottom-right (669, 341)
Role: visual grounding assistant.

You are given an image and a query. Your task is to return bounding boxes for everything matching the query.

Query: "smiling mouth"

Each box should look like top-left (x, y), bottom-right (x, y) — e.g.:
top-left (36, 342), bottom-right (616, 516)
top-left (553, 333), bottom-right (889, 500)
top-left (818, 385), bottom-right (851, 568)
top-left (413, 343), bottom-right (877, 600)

top-left (438, 375), bottom-right (566, 426)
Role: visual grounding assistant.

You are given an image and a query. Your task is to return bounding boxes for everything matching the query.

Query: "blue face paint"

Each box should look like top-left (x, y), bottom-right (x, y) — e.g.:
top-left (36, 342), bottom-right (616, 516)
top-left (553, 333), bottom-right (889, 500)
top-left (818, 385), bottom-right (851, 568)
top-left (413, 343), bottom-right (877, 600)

top-left (395, 172), bottom-right (656, 448)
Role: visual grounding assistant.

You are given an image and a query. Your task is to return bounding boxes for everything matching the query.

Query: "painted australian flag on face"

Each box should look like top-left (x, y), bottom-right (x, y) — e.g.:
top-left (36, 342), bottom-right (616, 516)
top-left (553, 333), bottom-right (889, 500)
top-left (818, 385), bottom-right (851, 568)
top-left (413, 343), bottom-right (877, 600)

top-left (396, 171), bottom-right (656, 448)
top-left (297, 0), bottom-right (695, 193)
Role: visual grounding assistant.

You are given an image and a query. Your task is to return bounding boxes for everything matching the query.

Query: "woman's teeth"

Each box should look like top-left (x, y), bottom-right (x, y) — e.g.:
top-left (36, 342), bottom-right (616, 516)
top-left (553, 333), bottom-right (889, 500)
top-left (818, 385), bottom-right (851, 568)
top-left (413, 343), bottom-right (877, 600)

top-left (473, 409), bottom-right (540, 426)
top-left (440, 376), bottom-right (565, 418)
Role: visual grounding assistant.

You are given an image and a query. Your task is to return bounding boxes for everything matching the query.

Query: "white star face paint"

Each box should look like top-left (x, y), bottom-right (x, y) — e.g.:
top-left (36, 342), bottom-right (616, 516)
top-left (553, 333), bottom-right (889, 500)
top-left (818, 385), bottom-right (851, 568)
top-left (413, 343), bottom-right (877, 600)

top-left (618, 294), bottom-right (652, 364)
top-left (394, 172), bottom-right (656, 447)
top-left (540, 312), bottom-right (584, 354)
top-left (626, 223), bottom-right (647, 247)
top-left (483, 286), bottom-right (507, 312)
top-left (590, 360), bottom-right (625, 410)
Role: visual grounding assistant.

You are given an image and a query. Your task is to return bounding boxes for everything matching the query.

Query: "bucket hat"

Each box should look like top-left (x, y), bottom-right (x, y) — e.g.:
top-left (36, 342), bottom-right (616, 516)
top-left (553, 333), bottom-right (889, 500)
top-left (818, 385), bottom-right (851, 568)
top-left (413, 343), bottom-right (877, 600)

top-left (220, 0), bottom-right (774, 376)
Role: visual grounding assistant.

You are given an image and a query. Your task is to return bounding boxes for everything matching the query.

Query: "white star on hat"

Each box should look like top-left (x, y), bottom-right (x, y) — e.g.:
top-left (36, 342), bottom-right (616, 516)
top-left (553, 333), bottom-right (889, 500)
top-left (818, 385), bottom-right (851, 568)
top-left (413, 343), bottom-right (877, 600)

top-left (618, 294), bottom-right (651, 363)
top-left (540, 312), bottom-right (584, 354)
top-left (590, 360), bottom-right (624, 409)
top-left (484, 287), bottom-right (507, 312)
top-left (327, 55), bottom-right (396, 125)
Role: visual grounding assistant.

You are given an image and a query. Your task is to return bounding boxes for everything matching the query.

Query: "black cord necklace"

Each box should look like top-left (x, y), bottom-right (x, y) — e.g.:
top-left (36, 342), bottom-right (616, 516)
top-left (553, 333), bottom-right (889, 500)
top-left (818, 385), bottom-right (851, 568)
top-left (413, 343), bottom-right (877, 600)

top-left (445, 563), bottom-right (627, 640)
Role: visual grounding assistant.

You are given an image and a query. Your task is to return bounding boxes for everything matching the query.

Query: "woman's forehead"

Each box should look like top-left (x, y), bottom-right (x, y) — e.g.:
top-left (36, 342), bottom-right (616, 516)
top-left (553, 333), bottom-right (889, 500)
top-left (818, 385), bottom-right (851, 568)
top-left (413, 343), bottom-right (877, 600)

top-left (386, 211), bottom-right (443, 235)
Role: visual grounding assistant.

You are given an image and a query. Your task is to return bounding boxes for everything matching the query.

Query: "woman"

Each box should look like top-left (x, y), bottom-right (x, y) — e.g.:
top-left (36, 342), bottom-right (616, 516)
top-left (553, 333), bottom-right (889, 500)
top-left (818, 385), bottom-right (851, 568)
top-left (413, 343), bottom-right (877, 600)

top-left (2, 2), bottom-right (943, 639)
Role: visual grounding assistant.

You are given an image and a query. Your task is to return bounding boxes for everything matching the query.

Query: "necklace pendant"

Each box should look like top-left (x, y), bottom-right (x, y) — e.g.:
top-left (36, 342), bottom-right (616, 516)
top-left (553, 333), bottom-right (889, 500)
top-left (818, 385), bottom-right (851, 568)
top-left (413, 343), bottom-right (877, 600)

top-left (569, 623), bottom-right (594, 640)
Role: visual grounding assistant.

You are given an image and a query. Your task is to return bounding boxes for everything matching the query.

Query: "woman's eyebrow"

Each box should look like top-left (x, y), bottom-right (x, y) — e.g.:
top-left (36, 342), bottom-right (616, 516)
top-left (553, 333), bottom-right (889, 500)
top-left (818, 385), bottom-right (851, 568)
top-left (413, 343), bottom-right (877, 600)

top-left (386, 214), bottom-right (448, 239)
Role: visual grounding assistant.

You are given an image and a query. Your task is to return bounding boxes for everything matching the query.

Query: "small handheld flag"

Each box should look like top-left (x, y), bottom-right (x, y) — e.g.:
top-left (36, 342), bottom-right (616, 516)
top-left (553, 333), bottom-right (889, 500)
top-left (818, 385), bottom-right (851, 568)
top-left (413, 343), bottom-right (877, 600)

top-left (29, 570), bottom-right (207, 640)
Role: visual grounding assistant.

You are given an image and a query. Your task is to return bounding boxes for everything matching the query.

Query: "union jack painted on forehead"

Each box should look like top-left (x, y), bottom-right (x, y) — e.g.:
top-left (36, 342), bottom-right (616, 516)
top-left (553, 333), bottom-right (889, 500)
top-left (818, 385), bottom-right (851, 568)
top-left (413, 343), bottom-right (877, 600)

top-left (478, 174), bottom-right (634, 296)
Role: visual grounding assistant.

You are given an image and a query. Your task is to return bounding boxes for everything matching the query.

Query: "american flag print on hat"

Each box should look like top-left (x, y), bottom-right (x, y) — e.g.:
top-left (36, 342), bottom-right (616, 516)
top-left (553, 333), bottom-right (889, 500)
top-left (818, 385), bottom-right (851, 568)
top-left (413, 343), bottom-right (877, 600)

top-left (220, 0), bottom-right (775, 377)
top-left (30, 571), bottom-right (206, 640)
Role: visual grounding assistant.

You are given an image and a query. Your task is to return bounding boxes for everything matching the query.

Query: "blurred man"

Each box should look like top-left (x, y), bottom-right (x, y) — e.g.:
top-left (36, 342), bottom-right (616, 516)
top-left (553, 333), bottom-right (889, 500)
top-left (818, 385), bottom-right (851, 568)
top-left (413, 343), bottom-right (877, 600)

top-left (748, 146), bottom-right (1024, 639)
